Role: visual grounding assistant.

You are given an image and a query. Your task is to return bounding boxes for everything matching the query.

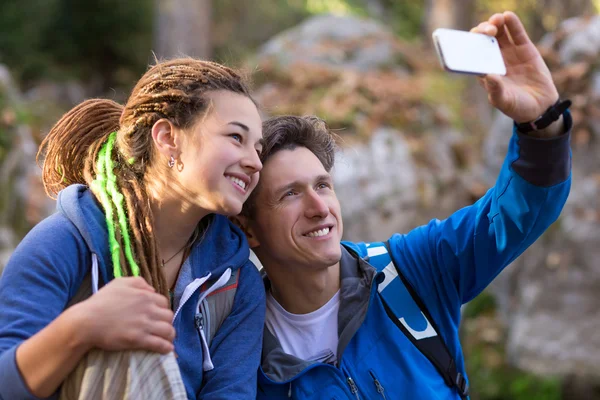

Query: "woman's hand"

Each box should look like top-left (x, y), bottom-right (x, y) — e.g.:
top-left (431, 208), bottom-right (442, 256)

top-left (72, 277), bottom-right (175, 354)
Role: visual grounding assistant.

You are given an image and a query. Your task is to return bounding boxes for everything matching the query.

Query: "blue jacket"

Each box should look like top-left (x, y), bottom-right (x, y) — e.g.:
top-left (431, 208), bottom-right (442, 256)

top-left (0, 184), bottom-right (265, 400)
top-left (258, 118), bottom-right (572, 399)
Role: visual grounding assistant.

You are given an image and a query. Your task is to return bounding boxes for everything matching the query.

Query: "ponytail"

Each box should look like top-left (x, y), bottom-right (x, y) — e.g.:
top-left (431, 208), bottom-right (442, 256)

top-left (37, 98), bottom-right (168, 294)
top-left (37, 99), bottom-right (122, 198)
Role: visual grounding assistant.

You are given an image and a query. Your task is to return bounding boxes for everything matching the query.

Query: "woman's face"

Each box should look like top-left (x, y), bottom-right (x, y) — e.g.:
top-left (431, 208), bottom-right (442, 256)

top-left (175, 90), bottom-right (263, 216)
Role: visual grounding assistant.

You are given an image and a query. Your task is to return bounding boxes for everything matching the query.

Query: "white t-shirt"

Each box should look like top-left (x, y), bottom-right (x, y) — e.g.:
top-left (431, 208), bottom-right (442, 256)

top-left (265, 290), bottom-right (340, 364)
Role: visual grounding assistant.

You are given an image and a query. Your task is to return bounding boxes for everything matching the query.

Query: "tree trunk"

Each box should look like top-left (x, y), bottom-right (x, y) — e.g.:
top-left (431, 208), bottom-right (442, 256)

top-left (154, 0), bottom-right (212, 60)
top-left (527, 0), bottom-right (595, 42)
top-left (423, 0), bottom-right (476, 44)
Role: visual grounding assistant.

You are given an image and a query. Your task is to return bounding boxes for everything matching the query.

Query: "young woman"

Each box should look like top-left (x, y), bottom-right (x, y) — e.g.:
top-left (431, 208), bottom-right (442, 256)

top-left (0, 58), bottom-right (265, 399)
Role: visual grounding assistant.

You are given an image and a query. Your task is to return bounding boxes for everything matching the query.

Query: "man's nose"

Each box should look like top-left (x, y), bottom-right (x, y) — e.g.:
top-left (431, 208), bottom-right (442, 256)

top-left (304, 190), bottom-right (329, 219)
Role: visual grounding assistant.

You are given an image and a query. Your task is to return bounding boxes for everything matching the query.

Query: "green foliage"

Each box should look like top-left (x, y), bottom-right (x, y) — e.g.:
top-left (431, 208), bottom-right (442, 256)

top-left (46, 0), bottom-right (153, 86)
top-left (0, 0), bottom-right (153, 88)
top-left (372, 0), bottom-right (425, 39)
top-left (463, 291), bottom-right (563, 400)
top-left (213, 0), bottom-right (312, 64)
top-left (0, 0), bottom-right (57, 83)
top-left (463, 291), bottom-right (497, 319)
top-left (338, 0), bottom-right (425, 39)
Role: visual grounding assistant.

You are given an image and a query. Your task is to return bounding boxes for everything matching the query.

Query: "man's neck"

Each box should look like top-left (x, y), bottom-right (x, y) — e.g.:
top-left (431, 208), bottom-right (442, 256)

top-left (266, 262), bottom-right (340, 315)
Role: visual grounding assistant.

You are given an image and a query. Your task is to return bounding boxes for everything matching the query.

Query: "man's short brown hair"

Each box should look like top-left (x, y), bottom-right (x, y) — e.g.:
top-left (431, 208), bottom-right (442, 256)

top-left (241, 115), bottom-right (338, 216)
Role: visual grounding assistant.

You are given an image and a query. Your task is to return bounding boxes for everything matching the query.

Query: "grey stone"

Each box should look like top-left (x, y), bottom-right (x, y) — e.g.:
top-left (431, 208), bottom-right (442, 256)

top-left (483, 19), bottom-right (600, 377)
top-left (258, 14), bottom-right (405, 73)
top-left (558, 15), bottom-right (600, 63)
top-left (335, 128), bottom-right (418, 241)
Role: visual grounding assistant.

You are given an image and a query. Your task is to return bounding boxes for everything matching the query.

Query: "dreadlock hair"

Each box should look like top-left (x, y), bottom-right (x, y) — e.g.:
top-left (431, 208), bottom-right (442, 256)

top-left (241, 115), bottom-right (339, 218)
top-left (37, 58), bottom-right (253, 297)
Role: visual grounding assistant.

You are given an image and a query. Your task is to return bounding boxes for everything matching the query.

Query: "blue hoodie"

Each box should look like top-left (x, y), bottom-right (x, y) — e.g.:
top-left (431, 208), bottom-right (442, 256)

top-left (0, 185), bottom-right (265, 400)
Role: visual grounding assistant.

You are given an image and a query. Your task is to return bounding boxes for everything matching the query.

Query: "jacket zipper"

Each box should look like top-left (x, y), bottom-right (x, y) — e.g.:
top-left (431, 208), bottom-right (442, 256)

top-left (336, 271), bottom-right (379, 367)
top-left (369, 370), bottom-right (387, 399)
top-left (346, 376), bottom-right (361, 400)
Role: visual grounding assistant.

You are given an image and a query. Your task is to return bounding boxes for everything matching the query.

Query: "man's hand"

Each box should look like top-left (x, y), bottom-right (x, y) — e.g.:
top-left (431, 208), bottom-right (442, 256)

top-left (471, 11), bottom-right (559, 124)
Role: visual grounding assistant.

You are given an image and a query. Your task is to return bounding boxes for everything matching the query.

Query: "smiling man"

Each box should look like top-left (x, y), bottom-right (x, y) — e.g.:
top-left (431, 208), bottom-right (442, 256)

top-left (235, 12), bottom-right (573, 399)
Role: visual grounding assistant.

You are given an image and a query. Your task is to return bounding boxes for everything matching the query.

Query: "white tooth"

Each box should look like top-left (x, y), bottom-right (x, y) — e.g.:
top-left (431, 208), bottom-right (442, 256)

top-left (306, 228), bottom-right (328, 237)
top-left (228, 176), bottom-right (246, 190)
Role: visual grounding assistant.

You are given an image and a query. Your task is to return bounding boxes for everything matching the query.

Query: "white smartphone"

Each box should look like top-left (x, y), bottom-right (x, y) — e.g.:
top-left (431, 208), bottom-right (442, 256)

top-left (432, 28), bottom-right (506, 76)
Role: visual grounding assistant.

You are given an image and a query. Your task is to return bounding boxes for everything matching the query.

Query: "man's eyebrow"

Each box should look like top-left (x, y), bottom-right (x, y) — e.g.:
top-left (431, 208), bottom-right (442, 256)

top-left (228, 121), bottom-right (249, 131)
top-left (273, 181), bottom-right (298, 197)
top-left (315, 174), bottom-right (332, 182)
top-left (273, 174), bottom-right (331, 196)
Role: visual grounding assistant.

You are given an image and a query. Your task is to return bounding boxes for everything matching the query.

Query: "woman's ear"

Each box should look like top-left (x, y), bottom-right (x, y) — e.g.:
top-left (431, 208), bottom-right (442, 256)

top-left (230, 215), bottom-right (260, 248)
top-left (151, 119), bottom-right (179, 158)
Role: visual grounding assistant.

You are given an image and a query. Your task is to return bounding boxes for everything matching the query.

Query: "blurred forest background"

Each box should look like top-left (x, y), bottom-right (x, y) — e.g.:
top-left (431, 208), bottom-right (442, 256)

top-left (1, 0), bottom-right (600, 399)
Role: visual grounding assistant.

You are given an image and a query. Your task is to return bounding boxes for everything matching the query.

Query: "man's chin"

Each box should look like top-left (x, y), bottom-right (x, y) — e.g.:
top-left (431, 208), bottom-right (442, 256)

top-left (319, 251), bottom-right (342, 267)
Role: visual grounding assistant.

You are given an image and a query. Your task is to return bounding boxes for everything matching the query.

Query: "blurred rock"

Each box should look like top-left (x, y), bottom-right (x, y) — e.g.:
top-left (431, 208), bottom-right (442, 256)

top-left (253, 15), bottom-right (478, 240)
top-left (334, 128), bottom-right (418, 239)
top-left (24, 80), bottom-right (87, 108)
top-left (485, 15), bottom-right (600, 381)
top-left (556, 15), bottom-right (600, 64)
top-left (0, 65), bottom-right (55, 274)
top-left (258, 14), bottom-right (408, 74)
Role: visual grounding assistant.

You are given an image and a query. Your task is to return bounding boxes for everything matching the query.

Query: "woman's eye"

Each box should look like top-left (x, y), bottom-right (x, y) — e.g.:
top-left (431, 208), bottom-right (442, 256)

top-left (230, 134), bottom-right (242, 143)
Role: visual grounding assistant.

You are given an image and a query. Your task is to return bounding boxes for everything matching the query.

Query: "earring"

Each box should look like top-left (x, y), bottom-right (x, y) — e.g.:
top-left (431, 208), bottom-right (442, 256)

top-left (168, 155), bottom-right (175, 168)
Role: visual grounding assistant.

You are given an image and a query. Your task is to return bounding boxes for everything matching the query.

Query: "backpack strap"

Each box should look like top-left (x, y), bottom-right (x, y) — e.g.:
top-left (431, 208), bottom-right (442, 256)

top-left (198, 268), bottom-right (240, 348)
top-left (66, 253), bottom-right (101, 308)
top-left (365, 241), bottom-right (469, 399)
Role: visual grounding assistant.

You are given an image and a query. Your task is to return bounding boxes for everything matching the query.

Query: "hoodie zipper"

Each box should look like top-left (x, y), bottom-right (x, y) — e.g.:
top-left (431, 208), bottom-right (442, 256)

top-left (199, 298), bottom-right (211, 339)
top-left (172, 273), bottom-right (212, 322)
top-left (369, 370), bottom-right (387, 399)
top-left (346, 376), bottom-right (361, 400)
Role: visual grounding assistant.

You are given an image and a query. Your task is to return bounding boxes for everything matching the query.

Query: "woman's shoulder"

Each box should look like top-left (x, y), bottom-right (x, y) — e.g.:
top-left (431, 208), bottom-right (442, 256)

top-left (7, 212), bottom-right (89, 275)
top-left (20, 211), bottom-right (85, 247)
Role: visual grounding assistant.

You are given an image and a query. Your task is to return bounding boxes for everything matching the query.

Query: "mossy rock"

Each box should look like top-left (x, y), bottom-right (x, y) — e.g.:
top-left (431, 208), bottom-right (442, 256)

top-left (462, 291), bottom-right (563, 400)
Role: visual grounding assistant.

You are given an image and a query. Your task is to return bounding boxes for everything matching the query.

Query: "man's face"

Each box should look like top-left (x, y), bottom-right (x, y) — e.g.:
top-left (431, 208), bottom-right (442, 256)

top-left (248, 147), bottom-right (343, 271)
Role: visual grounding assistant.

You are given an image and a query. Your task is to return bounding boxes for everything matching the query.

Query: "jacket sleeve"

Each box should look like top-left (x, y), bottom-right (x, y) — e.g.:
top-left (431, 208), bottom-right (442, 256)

top-left (389, 112), bottom-right (572, 305)
top-left (0, 213), bottom-right (88, 400)
top-left (198, 262), bottom-right (266, 399)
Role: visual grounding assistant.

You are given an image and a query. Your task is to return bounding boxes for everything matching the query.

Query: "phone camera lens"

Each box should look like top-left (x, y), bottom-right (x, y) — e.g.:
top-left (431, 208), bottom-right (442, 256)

top-left (491, 38), bottom-right (495, 43)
